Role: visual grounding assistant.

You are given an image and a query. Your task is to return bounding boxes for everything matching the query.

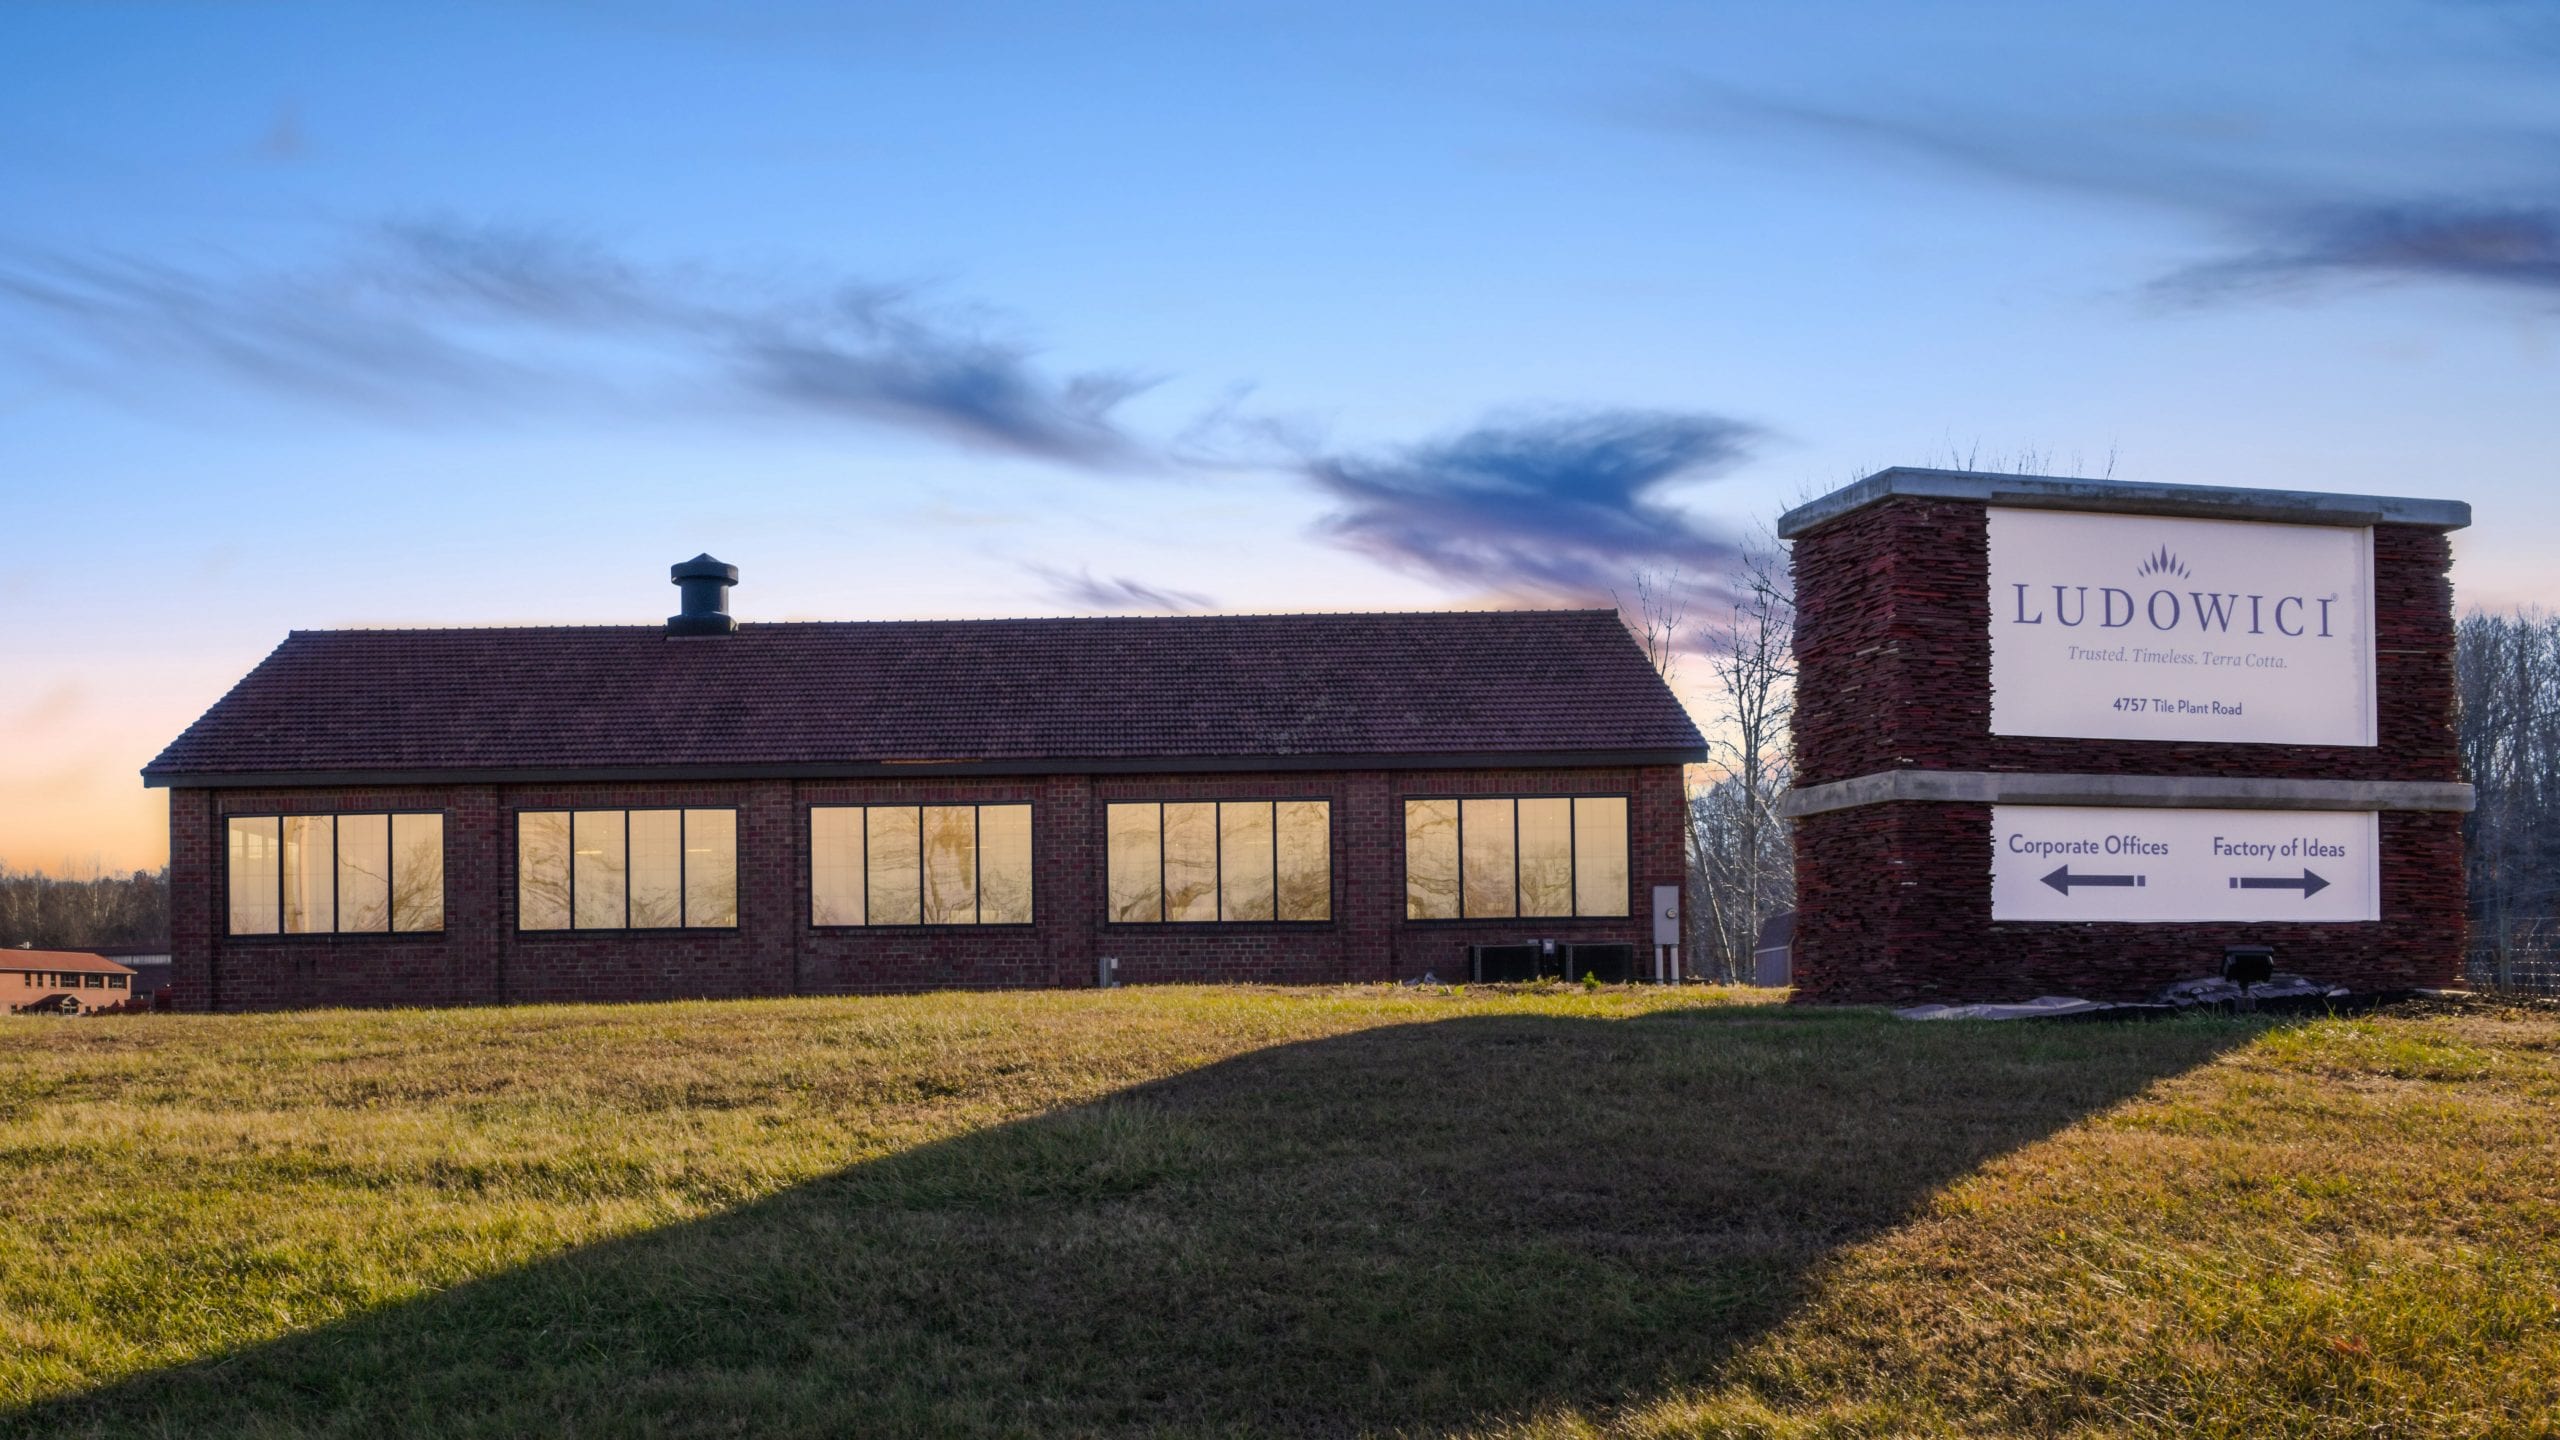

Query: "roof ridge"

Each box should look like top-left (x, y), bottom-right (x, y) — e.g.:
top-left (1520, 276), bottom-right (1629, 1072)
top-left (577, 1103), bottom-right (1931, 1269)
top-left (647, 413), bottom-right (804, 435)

top-left (286, 607), bottom-right (1626, 636)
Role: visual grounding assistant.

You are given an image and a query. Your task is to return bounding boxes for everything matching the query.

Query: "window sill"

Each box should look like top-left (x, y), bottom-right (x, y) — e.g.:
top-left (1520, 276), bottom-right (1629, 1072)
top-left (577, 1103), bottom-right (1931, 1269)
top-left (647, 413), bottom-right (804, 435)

top-left (807, 923), bottom-right (1040, 933)
top-left (514, 926), bottom-right (743, 937)
top-left (1101, 920), bottom-right (1338, 932)
top-left (221, 930), bottom-right (448, 942)
top-left (1400, 916), bottom-right (1633, 926)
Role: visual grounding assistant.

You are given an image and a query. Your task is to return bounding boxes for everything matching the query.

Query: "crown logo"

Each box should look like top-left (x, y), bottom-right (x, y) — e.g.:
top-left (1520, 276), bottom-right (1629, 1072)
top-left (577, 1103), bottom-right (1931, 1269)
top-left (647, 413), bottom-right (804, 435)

top-left (2135, 545), bottom-right (2190, 580)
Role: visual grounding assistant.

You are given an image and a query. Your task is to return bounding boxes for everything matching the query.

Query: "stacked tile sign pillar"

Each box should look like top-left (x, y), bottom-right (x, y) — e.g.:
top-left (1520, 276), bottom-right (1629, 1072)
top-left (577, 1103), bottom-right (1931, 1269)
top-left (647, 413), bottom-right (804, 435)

top-left (1778, 468), bottom-right (2473, 1005)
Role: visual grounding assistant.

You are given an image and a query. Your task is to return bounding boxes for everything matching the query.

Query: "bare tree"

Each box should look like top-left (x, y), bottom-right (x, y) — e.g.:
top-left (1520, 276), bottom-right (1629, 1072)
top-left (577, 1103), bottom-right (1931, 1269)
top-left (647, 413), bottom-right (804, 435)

top-left (1689, 543), bottom-right (1797, 982)
top-left (1616, 568), bottom-right (1689, 686)
top-left (2458, 607), bottom-right (2560, 990)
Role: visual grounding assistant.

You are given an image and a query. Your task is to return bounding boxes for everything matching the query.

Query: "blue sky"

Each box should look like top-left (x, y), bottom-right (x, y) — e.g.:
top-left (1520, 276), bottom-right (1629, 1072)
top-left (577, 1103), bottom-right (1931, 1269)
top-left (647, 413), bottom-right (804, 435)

top-left (5, 0), bottom-right (2558, 872)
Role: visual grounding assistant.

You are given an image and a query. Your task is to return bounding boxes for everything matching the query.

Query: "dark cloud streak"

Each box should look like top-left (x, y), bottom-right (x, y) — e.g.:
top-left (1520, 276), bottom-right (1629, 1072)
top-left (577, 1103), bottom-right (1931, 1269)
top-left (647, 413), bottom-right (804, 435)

top-left (2155, 202), bottom-right (2560, 299)
top-left (1025, 565), bottom-right (1215, 613)
top-left (1304, 407), bottom-right (1755, 612)
top-left (0, 222), bottom-right (1150, 463)
top-left (1654, 76), bottom-right (2560, 304)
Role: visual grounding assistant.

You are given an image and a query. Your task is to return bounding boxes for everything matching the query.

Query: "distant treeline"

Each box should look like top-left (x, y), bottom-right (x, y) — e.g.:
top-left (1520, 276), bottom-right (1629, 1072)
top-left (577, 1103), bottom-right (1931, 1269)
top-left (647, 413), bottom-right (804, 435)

top-left (2459, 609), bottom-right (2560, 981)
top-left (0, 868), bottom-right (169, 951)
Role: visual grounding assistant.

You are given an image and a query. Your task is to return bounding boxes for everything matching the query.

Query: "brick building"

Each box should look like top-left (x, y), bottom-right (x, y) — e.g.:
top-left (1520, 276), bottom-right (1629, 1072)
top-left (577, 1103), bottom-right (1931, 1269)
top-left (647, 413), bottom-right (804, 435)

top-left (146, 563), bottom-right (1704, 1012)
top-left (1779, 468), bottom-right (2472, 1004)
top-left (5, 950), bottom-right (140, 1014)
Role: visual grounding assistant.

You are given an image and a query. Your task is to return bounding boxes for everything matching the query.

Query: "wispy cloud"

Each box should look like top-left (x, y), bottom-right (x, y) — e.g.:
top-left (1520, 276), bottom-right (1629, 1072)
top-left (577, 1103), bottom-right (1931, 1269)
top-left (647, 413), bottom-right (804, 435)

top-left (1303, 406), bottom-right (1756, 608)
top-left (1025, 564), bottom-right (1215, 613)
top-left (2155, 202), bottom-right (2560, 299)
top-left (0, 220), bottom-right (1151, 464)
top-left (1652, 74), bottom-right (2560, 305)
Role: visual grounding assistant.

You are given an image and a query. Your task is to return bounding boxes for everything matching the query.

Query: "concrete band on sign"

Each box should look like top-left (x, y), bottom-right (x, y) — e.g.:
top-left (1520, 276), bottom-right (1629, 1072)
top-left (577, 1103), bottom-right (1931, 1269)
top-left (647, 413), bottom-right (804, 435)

top-left (1775, 467), bottom-right (2474, 540)
top-left (1782, 770), bottom-right (2477, 819)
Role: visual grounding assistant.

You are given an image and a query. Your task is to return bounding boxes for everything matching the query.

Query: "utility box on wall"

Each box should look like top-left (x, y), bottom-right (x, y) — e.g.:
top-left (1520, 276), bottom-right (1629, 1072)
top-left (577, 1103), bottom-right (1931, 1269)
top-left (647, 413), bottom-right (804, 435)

top-left (1775, 467), bottom-right (2474, 1005)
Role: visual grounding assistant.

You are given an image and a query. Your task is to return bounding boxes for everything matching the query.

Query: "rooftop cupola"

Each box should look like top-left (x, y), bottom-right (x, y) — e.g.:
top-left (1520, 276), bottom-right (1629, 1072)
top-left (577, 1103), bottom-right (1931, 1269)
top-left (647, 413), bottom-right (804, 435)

top-left (667, 554), bottom-right (739, 636)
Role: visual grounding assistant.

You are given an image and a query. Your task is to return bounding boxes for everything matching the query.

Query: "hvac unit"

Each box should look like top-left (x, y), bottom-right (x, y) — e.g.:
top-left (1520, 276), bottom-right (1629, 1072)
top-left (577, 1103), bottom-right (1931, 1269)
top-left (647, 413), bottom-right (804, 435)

top-left (1467, 943), bottom-right (1547, 983)
top-left (1565, 943), bottom-right (1636, 983)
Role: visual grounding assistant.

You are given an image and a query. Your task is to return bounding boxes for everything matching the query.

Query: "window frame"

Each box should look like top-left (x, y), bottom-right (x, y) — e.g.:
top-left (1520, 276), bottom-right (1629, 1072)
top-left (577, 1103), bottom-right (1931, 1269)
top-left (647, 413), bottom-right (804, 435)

top-left (220, 809), bottom-right (448, 939)
top-left (1400, 792), bottom-right (1632, 923)
top-left (1102, 798), bottom-right (1335, 927)
top-left (804, 802), bottom-right (1038, 930)
top-left (512, 807), bottom-right (741, 934)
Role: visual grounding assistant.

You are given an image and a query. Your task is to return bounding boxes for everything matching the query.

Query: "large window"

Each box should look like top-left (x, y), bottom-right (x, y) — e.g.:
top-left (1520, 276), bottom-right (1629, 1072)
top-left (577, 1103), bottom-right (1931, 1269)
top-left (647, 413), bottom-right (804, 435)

top-left (1106, 800), bottom-right (1330, 923)
top-left (225, 813), bottom-right (444, 936)
top-left (1404, 796), bottom-right (1628, 921)
top-left (517, 809), bottom-right (737, 931)
top-left (809, 804), bottom-right (1033, 926)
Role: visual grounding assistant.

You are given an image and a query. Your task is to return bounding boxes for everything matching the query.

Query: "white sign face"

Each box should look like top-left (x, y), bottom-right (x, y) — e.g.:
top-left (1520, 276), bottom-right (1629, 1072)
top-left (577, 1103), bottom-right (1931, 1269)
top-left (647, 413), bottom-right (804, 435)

top-left (1988, 508), bottom-right (2376, 746)
top-left (1991, 806), bottom-right (2380, 923)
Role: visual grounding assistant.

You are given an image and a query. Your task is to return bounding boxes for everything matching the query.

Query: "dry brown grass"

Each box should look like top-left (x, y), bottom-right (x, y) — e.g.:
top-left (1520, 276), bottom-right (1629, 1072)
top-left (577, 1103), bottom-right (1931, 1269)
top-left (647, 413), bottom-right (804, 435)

top-left (2, 987), bottom-right (2553, 1437)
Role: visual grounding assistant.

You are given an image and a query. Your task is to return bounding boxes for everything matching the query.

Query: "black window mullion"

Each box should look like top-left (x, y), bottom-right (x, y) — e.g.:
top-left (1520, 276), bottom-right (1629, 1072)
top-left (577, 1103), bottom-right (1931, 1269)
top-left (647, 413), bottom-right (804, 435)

top-left (972, 805), bottom-right (983, 926)
top-left (328, 815), bottom-right (339, 937)
top-left (1567, 798), bottom-right (1580, 918)
top-left (1214, 801), bottom-right (1225, 922)
top-left (1269, 801), bottom-right (1278, 923)
top-left (1495, 794), bottom-right (1515, 917)
top-left (1156, 802), bottom-right (1166, 923)
top-left (1454, 798), bottom-right (1465, 919)
top-left (678, 807), bottom-right (689, 929)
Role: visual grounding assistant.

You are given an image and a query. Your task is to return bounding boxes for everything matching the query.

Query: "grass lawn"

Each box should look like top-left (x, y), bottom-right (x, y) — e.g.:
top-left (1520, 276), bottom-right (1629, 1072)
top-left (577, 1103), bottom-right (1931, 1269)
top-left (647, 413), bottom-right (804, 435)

top-left (2, 985), bottom-right (2556, 1438)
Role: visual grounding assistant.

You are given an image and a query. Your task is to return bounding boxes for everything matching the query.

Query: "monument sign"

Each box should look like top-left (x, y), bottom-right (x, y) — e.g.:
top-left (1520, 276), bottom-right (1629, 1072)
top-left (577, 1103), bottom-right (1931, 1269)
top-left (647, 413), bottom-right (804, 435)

top-left (1777, 467), bottom-right (2472, 1005)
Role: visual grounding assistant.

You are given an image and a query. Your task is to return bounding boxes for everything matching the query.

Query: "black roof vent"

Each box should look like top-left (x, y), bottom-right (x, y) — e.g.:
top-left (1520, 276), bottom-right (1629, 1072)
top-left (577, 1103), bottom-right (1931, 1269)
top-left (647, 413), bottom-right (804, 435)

top-left (667, 554), bottom-right (739, 636)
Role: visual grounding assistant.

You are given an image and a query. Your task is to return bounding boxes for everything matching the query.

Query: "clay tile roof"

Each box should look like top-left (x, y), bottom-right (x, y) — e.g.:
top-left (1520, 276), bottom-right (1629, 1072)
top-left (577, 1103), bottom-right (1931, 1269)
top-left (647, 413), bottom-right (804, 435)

top-left (144, 610), bottom-right (1706, 784)
top-left (1, 950), bottom-right (136, 976)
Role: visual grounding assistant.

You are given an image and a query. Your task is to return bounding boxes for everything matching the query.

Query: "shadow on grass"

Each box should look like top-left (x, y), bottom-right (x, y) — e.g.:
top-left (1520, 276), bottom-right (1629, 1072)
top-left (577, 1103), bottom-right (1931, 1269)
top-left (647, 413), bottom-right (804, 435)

top-left (10, 1005), bottom-right (2253, 1438)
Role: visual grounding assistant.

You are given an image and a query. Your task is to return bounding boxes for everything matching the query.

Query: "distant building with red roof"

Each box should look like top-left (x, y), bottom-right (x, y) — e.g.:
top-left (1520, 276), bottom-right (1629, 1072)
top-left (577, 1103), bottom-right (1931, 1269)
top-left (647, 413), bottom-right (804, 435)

top-left (5, 950), bottom-right (140, 1014)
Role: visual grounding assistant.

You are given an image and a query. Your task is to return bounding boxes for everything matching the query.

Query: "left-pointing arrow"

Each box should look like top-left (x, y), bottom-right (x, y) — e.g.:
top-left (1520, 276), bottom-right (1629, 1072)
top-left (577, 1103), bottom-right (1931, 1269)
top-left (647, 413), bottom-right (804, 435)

top-left (2041, 866), bottom-right (2144, 894)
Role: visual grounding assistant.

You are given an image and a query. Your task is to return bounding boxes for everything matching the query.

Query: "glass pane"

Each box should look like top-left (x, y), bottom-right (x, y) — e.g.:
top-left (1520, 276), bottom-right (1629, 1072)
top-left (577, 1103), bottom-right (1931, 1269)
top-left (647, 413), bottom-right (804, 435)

top-left (1461, 798), bottom-right (1517, 919)
top-left (572, 810), bottom-right (627, 929)
top-left (1574, 796), bottom-right (1630, 917)
top-left (921, 805), bottom-right (978, 924)
top-left (1403, 800), bottom-right (1458, 922)
top-left (1218, 802), bottom-right (1274, 922)
top-left (685, 809), bottom-right (738, 928)
top-left (811, 807), bottom-right (864, 926)
top-left (628, 810), bottom-right (683, 928)
top-left (978, 805), bottom-right (1034, 925)
top-left (1517, 797), bottom-right (1574, 918)
top-left (392, 814), bottom-right (445, 932)
top-left (866, 806), bottom-right (922, 926)
top-left (517, 812), bottom-right (571, 931)
top-left (282, 815), bottom-right (335, 934)
top-left (1106, 803), bottom-right (1161, 923)
top-left (1275, 800), bottom-right (1330, 922)
top-left (1162, 801), bottom-right (1218, 923)
top-left (227, 817), bottom-right (280, 935)
top-left (337, 813), bottom-right (391, 933)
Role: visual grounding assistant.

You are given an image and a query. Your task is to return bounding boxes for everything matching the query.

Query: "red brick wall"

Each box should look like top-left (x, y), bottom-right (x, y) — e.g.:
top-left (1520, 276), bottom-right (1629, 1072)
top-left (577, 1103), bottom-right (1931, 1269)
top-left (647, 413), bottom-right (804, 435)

top-left (1792, 500), bottom-right (2459, 784)
top-left (1787, 494), bottom-right (2464, 1004)
top-left (167, 763), bottom-right (1685, 1011)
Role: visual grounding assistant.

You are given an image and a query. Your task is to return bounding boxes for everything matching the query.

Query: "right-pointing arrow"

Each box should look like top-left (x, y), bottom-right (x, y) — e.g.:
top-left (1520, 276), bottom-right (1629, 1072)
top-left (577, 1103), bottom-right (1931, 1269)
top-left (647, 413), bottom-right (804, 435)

top-left (2230, 869), bottom-right (2330, 898)
top-left (2042, 865), bottom-right (2145, 895)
